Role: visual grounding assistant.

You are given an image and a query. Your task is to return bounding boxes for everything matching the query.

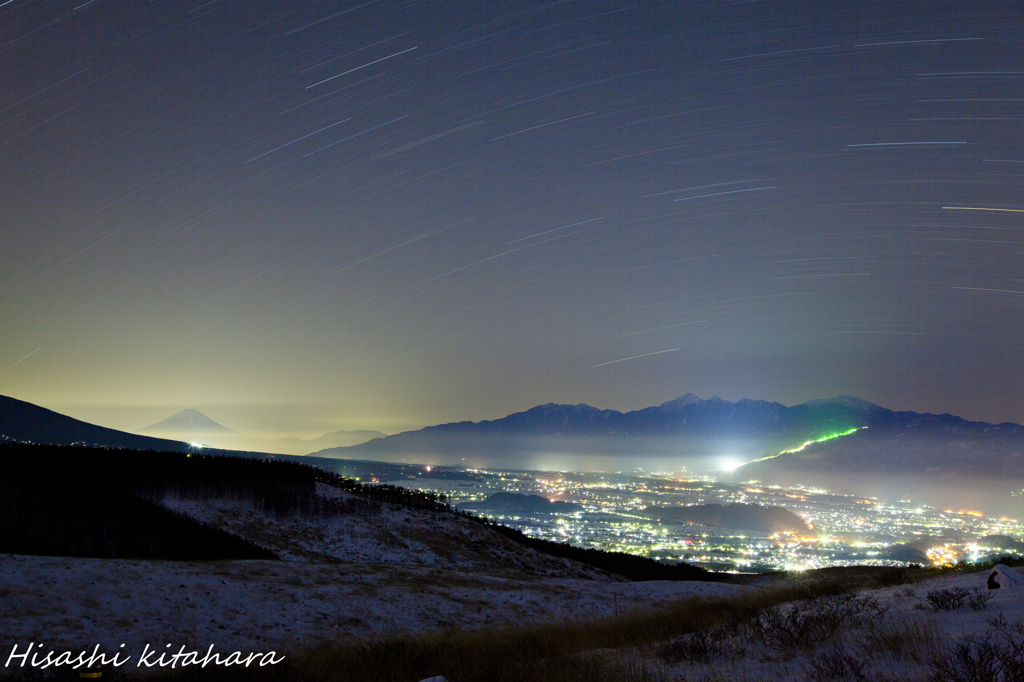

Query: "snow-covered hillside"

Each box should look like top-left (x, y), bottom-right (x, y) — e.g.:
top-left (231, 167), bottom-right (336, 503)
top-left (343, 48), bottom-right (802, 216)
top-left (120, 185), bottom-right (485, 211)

top-left (159, 482), bottom-right (606, 576)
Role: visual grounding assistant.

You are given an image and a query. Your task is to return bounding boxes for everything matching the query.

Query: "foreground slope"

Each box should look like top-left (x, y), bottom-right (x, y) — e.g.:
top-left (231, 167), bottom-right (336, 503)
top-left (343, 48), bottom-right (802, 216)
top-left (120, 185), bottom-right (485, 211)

top-left (0, 553), bottom-right (739, 654)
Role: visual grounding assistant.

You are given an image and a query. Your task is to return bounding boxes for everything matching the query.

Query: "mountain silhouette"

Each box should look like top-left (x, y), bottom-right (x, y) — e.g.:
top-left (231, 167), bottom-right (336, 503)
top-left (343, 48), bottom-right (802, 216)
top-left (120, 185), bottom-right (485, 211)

top-left (323, 393), bottom-right (1010, 447)
top-left (316, 393), bottom-right (1024, 486)
top-left (142, 409), bottom-right (233, 434)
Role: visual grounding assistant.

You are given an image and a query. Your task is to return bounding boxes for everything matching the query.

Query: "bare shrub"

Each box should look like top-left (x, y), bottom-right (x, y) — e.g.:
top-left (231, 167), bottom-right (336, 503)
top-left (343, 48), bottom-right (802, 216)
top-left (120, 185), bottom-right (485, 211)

top-left (747, 593), bottom-right (880, 650)
top-left (748, 603), bottom-right (841, 649)
top-left (859, 616), bottom-right (941, 664)
top-left (929, 633), bottom-right (1006, 682)
top-left (985, 612), bottom-right (1011, 631)
top-left (598, 654), bottom-right (672, 682)
top-left (720, 602), bottom-right (763, 638)
top-left (657, 625), bottom-right (742, 663)
top-left (1010, 619), bottom-right (1024, 637)
top-left (851, 593), bottom-right (890, 619)
top-left (1003, 644), bottom-right (1024, 681)
top-left (968, 589), bottom-right (995, 611)
top-left (924, 587), bottom-right (970, 611)
top-left (808, 645), bottom-right (869, 681)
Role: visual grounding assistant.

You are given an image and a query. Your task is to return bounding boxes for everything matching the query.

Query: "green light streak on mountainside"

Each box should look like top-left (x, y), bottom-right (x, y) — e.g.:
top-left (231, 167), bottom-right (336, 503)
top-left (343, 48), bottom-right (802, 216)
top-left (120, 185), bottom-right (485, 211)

top-left (751, 426), bottom-right (867, 464)
top-left (780, 426), bottom-right (867, 454)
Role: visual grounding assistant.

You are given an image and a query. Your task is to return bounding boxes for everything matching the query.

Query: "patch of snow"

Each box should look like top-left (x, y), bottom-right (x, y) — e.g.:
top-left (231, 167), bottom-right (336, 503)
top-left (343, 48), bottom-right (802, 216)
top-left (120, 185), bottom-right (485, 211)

top-left (0, 553), bottom-right (741, 655)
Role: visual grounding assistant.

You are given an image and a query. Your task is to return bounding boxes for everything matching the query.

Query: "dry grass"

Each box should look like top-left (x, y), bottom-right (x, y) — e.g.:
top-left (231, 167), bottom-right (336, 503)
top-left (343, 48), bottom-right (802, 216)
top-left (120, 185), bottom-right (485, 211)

top-left (111, 576), bottom-right (861, 682)
top-left (858, 614), bottom-right (943, 664)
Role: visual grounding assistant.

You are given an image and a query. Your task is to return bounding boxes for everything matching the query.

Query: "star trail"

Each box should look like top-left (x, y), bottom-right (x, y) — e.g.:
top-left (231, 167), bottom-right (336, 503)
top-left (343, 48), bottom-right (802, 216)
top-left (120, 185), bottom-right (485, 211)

top-left (0, 0), bottom-right (1020, 436)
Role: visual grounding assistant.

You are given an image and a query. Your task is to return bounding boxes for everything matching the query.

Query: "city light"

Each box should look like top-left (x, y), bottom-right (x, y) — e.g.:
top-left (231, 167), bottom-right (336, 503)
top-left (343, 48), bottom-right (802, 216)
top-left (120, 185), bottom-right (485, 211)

top-left (398, 465), bottom-right (1024, 572)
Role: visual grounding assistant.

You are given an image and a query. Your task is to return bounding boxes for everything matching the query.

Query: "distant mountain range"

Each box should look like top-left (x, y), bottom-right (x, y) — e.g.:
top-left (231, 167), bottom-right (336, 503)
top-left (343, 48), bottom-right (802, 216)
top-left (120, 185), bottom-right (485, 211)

top-left (315, 392), bottom-right (1024, 471)
top-left (313, 393), bottom-right (1024, 515)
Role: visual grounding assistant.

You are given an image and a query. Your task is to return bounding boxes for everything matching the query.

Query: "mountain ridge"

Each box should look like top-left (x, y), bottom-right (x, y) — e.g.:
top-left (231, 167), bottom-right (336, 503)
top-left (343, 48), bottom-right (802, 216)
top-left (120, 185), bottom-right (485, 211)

top-left (317, 393), bottom-right (1024, 457)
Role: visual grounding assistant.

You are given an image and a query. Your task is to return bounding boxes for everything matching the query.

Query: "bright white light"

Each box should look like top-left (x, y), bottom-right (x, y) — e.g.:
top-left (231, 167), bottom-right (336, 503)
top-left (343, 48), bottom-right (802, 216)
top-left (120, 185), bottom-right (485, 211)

top-left (719, 457), bottom-right (744, 472)
top-left (189, 441), bottom-right (204, 450)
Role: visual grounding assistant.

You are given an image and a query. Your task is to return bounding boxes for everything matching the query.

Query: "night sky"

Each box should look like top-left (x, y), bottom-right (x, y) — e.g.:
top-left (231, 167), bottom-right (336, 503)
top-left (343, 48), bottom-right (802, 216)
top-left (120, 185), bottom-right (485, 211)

top-left (1, 1), bottom-right (1021, 438)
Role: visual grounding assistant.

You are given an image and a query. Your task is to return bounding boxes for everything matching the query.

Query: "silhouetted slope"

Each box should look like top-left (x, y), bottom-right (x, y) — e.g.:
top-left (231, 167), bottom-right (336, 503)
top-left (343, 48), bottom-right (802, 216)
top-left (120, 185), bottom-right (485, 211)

top-left (0, 444), bottom-right (276, 560)
top-left (0, 394), bottom-right (190, 451)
